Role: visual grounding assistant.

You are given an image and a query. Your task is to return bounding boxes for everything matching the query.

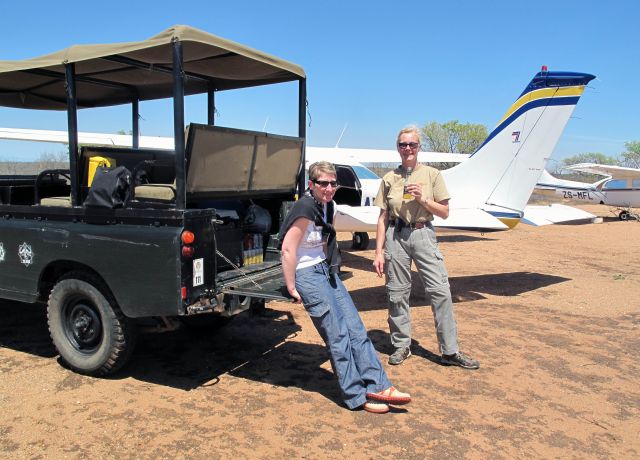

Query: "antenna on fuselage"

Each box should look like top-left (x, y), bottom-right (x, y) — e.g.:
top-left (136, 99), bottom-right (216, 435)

top-left (335, 123), bottom-right (348, 148)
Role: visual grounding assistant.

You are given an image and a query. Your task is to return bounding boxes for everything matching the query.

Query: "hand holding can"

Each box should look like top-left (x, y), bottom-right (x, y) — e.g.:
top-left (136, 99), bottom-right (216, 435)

top-left (403, 184), bottom-right (413, 200)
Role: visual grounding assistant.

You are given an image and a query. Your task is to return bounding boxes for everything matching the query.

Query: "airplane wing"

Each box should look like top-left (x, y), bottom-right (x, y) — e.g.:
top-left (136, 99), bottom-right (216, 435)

top-left (522, 204), bottom-right (596, 226)
top-left (306, 147), bottom-right (469, 166)
top-left (566, 163), bottom-right (640, 181)
top-left (334, 204), bottom-right (380, 233)
top-left (333, 205), bottom-right (509, 233)
top-left (0, 127), bottom-right (174, 149)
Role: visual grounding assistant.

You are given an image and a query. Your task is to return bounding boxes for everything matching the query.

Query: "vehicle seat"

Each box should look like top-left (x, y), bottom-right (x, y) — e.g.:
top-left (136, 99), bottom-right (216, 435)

top-left (130, 126), bottom-right (190, 203)
top-left (134, 180), bottom-right (176, 201)
top-left (40, 196), bottom-right (73, 207)
top-left (36, 169), bottom-right (72, 207)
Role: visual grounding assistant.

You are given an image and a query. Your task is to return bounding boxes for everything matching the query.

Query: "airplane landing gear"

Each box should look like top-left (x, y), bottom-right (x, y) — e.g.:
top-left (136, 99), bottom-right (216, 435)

top-left (351, 232), bottom-right (370, 250)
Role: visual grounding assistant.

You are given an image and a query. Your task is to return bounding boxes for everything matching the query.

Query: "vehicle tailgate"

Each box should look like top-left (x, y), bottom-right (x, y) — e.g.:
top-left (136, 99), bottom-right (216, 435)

top-left (217, 266), bottom-right (353, 301)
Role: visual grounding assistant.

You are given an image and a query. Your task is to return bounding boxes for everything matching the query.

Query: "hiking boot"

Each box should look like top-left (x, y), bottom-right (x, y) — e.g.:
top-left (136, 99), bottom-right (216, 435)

top-left (388, 347), bottom-right (411, 365)
top-left (441, 351), bottom-right (480, 370)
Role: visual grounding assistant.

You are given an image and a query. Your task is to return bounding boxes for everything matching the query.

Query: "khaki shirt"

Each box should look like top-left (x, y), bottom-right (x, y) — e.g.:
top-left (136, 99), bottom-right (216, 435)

top-left (374, 164), bottom-right (450, 223)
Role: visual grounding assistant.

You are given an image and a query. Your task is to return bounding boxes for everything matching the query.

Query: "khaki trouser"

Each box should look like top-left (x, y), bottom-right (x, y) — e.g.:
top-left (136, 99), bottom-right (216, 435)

top-left (384, 223), bottom-right (459, 355)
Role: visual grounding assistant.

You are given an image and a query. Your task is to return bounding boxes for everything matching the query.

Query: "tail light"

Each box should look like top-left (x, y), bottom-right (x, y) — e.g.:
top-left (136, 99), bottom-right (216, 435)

top-left (181, 230), bottom-right (195, 244)
top-left (181, 230), bottom-right (195, 259)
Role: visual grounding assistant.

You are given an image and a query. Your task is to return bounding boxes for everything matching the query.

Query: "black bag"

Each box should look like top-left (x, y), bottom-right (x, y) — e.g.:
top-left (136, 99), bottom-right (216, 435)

top-left (84, 166), bottom-right (132, 208)
top-left (243, 204), bottom-right (272, 233)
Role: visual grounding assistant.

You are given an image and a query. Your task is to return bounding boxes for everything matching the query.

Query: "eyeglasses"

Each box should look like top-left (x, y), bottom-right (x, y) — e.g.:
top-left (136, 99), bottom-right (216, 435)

top-left (398, 142), bottom-right (420, 149)
top-left (313, 180), bottom-right (339, 188)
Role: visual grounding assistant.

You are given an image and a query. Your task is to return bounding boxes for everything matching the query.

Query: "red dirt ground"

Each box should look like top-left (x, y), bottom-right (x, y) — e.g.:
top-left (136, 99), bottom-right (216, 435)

top-left (1, 204), bottom-right (638, 459)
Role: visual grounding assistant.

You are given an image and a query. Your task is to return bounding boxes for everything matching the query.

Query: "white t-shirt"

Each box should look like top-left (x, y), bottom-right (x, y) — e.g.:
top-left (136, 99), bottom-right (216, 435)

top-left (296, 203), bottom-right (327, 270)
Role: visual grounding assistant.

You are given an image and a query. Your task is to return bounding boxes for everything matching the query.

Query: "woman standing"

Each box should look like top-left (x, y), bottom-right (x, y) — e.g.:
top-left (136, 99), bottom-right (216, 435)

top-left (373, 127), bottom-right (479, 369)
top-left (281, 161), bottom-right (411, 413)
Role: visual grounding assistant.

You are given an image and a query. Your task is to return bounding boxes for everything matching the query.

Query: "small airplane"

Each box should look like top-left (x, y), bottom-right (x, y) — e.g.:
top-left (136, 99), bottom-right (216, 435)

top-left (0, 67), bottom-right (597, 235)
top-left (535, 163), bottom-right (640, 220)
top-left (328, 67), bottom-right (598, 232)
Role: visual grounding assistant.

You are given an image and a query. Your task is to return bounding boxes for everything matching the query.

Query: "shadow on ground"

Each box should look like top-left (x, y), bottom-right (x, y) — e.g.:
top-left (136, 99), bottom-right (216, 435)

top-left (126, 308), bottom-right (343, 403)
top-left (351, 271), bottom-right (571, 311)
top-left (0, 300), bottom-right (56, 358)
top-left (0, 301), bottom-right (344, 405)
top-left (368, 328), bottom-right (442, 365)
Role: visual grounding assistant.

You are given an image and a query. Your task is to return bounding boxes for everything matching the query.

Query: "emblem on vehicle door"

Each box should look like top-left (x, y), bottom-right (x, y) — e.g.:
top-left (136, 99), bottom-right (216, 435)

top-left (0, 243), bottom-right (5, 262)
top-left (18, 242), bottom-right (33, 267)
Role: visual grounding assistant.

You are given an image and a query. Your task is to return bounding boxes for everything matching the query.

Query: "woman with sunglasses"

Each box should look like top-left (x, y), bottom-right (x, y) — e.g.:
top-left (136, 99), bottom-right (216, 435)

top-left (373, 126), bottom-right (479, 369)
top-left (280, 161), bottom-right (411, 414)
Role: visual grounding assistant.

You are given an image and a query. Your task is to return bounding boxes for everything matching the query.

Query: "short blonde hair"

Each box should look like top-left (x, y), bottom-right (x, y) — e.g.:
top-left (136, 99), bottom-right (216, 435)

top-left (308, 161), bottom-right (336, 181)
top-left (396, 125), bottom-right (422, 144)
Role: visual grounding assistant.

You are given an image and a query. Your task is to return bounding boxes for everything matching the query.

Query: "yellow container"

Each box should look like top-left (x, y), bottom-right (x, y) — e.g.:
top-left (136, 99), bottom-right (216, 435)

top-left (87, 156), bottom-right (115, 186)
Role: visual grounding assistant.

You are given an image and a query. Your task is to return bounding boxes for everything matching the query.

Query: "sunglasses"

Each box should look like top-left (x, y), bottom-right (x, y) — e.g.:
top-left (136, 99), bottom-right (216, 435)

top-left (312, 179), bottom-right (339, 188)
top-left (398, 142), bottom-right (420, 149)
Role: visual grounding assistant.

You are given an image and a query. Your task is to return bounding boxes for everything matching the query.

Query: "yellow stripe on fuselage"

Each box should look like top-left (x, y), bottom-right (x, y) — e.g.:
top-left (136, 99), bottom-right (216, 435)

top-left (497, 86), bottom-right (586, 126)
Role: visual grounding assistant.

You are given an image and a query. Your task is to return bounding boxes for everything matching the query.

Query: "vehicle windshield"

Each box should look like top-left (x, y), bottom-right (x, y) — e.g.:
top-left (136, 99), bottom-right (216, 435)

top-left (352, 165), bottom-right (380, 180)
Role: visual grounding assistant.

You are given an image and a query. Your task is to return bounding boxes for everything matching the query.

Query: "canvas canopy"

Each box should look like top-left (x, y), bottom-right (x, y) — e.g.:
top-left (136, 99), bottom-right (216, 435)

top-left (0, 25), bottom-right (305, 110)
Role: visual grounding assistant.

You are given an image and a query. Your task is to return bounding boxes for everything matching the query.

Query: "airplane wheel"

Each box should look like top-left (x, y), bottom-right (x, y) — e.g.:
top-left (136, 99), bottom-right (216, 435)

top-left (351, 232), bottom-right (370, 250)
top-left (619, 211), bottom-right (629, 221)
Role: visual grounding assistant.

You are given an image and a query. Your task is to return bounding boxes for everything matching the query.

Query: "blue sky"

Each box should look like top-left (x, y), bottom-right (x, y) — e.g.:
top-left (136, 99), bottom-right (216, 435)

top-left (1, 0), bottom-right (638, 163)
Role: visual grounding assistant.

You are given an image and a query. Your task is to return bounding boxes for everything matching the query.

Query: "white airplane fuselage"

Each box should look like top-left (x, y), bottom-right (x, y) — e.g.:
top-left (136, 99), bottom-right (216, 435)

top-left (536, 169), bottom-right (640, 208)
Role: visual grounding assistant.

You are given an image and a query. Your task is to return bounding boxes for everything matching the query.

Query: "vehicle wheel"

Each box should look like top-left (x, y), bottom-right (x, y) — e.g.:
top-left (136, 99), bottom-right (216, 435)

top-left (47, 272), bottom-right (136, 376)
top-left (619, 210), bottom-right (629, 221)
top-left (351, 232), bottom-right (370, 250)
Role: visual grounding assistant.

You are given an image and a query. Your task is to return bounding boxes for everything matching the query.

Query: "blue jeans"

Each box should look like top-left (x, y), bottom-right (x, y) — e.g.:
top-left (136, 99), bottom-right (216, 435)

top-left (296, 261), bottom-right (392, 409)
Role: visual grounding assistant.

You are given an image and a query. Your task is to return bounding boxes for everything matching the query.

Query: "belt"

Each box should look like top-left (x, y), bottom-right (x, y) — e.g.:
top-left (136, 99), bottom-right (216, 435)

top-left (388, 219), bottom-right (427, 230)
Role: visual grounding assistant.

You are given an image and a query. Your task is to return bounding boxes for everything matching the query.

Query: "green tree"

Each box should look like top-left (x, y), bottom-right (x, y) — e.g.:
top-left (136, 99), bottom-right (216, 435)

top-left (421, 120), bottom-right (487, 154)
top-left (620, 140), bottom-right (640, 168)
top-left (561, 152), bottom-right (618, 167)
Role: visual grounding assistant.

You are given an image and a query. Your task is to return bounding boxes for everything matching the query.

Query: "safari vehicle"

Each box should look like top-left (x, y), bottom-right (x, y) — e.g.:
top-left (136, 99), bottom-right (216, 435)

top-left (0, 26), bottom-right (307, 376)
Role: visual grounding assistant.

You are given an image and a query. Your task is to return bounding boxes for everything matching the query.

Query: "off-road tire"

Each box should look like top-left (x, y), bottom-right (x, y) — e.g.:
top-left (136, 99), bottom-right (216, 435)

top-left (47, 272), bottom-right (136, 376)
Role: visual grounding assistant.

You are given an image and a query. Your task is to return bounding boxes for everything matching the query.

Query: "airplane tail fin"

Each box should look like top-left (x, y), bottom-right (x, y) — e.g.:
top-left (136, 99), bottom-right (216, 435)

top-left (442, 69), bottom-right (595, 227)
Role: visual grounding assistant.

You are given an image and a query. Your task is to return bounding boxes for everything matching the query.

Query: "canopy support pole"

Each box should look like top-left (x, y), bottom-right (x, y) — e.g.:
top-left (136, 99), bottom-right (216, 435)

top-left (132, 99), bottom-right (139, 148)
top-left (173, 39), bottom-right (186, 210)
top-left (207, 86), bottom-right (215, 125)
top-left (65, 63), bottom-right (80, 206)
top-left (297, 78), bottom-right (307, 197)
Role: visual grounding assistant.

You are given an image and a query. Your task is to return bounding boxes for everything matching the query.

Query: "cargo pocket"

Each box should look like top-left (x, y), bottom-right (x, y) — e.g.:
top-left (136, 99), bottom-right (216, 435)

top-left (433, 248), bottom-right (449, 284)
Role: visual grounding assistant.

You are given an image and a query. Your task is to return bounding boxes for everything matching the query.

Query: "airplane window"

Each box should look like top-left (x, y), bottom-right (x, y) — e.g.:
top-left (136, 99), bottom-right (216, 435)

top-left (603, 179), bottom-right (628, 190)
top-left (352, 165), bottom-right (381, 180)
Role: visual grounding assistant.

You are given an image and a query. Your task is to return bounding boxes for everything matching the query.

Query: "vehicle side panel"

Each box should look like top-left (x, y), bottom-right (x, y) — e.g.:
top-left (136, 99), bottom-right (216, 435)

top-left (0, 218), bottom-right (182, 317)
